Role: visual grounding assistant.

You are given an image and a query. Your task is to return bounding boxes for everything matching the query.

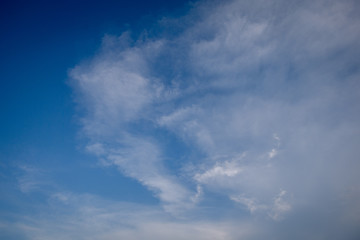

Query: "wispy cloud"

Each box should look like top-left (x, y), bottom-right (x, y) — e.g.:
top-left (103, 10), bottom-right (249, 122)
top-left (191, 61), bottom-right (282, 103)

top-left (0, 191), bottom-right (254, 240)
top-left (17, 165), bottom-right (49, 194)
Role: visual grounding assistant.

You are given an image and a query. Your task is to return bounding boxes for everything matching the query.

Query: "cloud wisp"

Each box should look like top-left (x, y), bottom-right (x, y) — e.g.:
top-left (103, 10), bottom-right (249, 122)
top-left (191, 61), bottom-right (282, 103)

top-left (1, 191), bottom-right (257, 240)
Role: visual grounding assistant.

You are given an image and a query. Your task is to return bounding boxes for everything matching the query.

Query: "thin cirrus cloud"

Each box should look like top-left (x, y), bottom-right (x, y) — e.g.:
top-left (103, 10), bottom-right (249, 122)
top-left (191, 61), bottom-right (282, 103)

top-left (0, 192), bottom-right (253, 240)
top-left (65, 0), bottom-right (360, 238)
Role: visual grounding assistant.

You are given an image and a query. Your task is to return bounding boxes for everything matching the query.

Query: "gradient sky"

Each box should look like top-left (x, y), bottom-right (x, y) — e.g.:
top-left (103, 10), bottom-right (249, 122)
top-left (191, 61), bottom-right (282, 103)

top-left (1, 0), bottom-right (360, 239)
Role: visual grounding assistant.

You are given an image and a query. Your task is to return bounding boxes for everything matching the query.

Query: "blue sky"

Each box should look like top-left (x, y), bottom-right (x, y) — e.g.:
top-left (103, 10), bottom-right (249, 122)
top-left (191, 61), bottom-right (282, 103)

top-left (1, 0), bottom-right (360, 239)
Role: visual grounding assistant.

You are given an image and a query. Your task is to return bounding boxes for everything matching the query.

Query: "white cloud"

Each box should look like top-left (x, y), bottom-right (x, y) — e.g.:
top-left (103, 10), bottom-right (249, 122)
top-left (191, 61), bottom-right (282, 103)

top-left (17, 165), bottom-right (49, 194)
top-left (230, 195), bottom-right (268, 213)
top-left (92, 136), bottom-right (196, 213)
top-left (269, 190), bottom-right (291, 221)
top-left (194, 162), bottom-right (243, 183)
top-left (230, 189), bottom-right (291, 220)
top-left (86, 142), bottom-right (106, 156)
top-left (68, 0), bottom-right (360, 238)
top-left (268, 149), bottom-right (277, 159)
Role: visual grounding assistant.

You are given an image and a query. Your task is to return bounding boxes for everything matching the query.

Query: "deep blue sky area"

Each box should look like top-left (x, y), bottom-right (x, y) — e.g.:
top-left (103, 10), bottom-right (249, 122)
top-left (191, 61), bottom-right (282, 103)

top-left (0, 0), bottom-right (191, 205)
top-left (0, 0), bottom-right (191, 146)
